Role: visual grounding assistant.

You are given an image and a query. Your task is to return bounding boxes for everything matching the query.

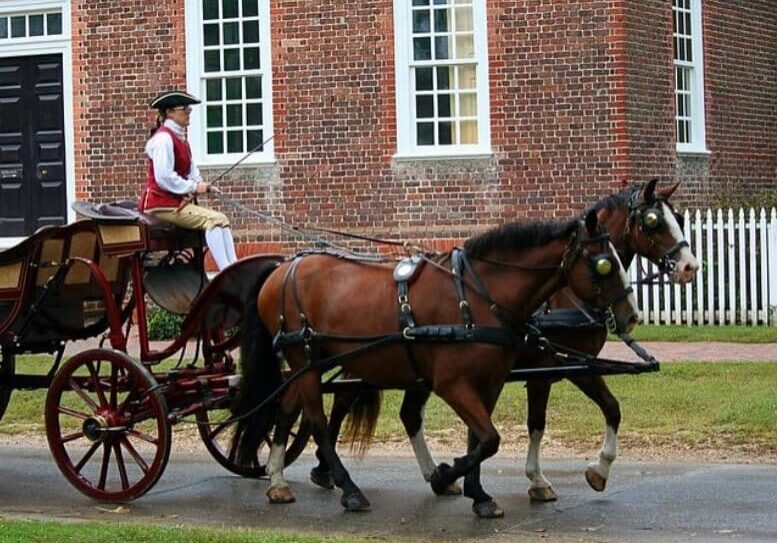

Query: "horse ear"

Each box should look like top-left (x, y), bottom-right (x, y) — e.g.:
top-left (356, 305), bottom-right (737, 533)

top-left (656, 180), bottom-right (681, 199)
top-left (642, 178), bottom-right (659, 203)
top-left (584, 208), bottom-right (599, 236)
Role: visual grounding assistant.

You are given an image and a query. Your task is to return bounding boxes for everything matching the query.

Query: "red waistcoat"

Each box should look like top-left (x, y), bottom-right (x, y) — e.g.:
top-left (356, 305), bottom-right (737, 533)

top-left (140, 125), bottom-right (193, 211)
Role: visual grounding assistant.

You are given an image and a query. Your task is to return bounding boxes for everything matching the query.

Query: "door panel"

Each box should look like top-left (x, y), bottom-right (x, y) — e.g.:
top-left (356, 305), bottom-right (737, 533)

top-left (0, 54), bottom-right (66, 236)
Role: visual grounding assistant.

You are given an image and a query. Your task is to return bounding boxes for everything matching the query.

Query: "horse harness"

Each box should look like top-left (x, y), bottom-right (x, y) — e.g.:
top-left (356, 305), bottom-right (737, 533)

top-left (626, 189), bottom-right (689, 275)
top-left (270, 223), bottom-right (632, 385)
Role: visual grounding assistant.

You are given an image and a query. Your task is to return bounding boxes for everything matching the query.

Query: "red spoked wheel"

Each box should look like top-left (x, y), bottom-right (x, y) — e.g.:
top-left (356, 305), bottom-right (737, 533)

top-left (45, 349), bottom-right (171, 502)
top-left (196, 403), bottom-right (311, 478)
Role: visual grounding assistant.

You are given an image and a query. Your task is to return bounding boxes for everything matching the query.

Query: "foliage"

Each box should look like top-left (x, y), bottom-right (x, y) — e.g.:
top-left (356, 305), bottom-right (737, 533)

top-left (147, 306), bottom-right (183, 340)
top-left (710, 187), bottom-right (777, 210)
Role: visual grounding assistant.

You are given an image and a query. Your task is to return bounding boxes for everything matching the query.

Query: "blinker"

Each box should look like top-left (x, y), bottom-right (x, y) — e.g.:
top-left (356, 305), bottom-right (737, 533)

top-left (595, 257), bottom-right (613, 276)
top-left (643, 210), bottom-right (660, 229)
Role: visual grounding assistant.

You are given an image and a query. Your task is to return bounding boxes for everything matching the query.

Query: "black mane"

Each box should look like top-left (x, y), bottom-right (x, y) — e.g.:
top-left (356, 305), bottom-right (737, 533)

top-left (591, 183), bottom-right (642, 214)
top-left (464, 218), bottom-right (579, 258)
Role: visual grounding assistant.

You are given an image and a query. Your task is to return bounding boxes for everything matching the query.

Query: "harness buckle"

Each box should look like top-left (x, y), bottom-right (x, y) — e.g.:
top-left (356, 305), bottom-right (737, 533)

top-left (402, 327), bottom-right (415, 341)
top-left (459, 300), bottom-right (470, 310)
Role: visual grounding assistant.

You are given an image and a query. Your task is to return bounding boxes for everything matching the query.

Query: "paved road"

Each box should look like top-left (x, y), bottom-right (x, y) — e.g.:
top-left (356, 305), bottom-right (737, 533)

top-left (0, 446), bottom-right (774, 542)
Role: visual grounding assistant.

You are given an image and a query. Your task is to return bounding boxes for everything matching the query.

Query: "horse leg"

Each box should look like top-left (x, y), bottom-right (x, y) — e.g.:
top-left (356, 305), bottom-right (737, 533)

top-left (400, 388), bottom-right (462, 495)
top-left (431, 384), bottom-right (503, 518)
top-left (571, 375), bottom-right (621, 492)
top-left (266, 401), bottom-right (299, 504)
top-left (525, 379), bottom-right (557, 502)
top-left (310, 390), bottom-right (355, 490)
top-left (301, 375), bottom-right (370, 512)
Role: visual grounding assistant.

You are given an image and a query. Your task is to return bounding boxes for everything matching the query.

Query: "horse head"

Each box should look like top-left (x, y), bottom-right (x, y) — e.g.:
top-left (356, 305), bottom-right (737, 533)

top-left (562, 209), bottom-right (640, 334)
top-left (622, 179), bottom-right (699, 284)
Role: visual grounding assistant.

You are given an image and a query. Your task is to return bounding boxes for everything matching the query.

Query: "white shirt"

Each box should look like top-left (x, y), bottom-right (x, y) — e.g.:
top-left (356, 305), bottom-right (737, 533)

top-left (144, 119), bottom-right (202, 195)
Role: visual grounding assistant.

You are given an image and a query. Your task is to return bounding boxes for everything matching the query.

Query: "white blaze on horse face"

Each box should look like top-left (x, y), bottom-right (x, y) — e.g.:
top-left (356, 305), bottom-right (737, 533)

top-left (409, 406), bottom-right (437, 482)
top-left (525, 430), bottom-right (552, 490)
top-left (660, 202), bottom-right (699, 284)
top-left (587, 425), bottom-right (617, 480)
top-left (267, 442), bottom-right (288, 489)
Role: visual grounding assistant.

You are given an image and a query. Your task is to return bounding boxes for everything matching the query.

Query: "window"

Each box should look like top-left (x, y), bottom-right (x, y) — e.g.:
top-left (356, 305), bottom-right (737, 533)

top-left (0, 10), bottom-right (62, 41)
top-left (186, 0), bottom-right (273, 164)
top-left (394, 0), bottom-right (490, 157)
top-left (673, 0), bottom-right (707, 153)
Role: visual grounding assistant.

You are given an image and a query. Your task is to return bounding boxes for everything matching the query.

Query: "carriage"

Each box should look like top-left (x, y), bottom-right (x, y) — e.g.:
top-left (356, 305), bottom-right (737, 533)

top-left (0, 181), bottom-right (684, 506)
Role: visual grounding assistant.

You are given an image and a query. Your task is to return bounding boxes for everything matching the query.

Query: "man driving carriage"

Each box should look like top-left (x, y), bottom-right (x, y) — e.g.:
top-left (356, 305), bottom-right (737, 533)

top-left (142, 90), bottom-right (237, 271)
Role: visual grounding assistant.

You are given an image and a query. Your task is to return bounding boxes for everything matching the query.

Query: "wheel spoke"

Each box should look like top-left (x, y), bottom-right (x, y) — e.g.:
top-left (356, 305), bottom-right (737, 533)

top-left (68, 378), bottom-right (99, 413)
top-left (110, 363), bottom-right (120, 409)
top-left (86, 361), bottom-right (109, 408)
top-left (57, 405), bottom-right (91, 421)
top-left (127, 428), bottom-right (159, 445)
top-left (120, 437), bottom-right (150, 474)
top-left (113, 442), bottom-right (130, 490)
top-left (74, 441), bottom-right (101, 474)
top-left (97, 443), bottom-right (111, 491)
top-left (208, 419), bottom-right (231, 441)
top-left (61, 431), bottom-right (85, 443)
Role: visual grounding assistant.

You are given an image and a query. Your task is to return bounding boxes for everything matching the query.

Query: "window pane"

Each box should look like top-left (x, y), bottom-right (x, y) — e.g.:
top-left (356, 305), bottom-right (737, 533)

top-left (413, 38), bottom-right (431, 60)
top-left (412, 0), bottom-right (430, 5)
top-left (223, 22), bottom-right (238, 44)
top-left (223, 0), bottom-right (239, 18)
top-left (460, 93), bottom-right (476, 116)
top-left (227, 130), bottom-right (243, 152)
top-left (417, 122), bottom-right (434, 145)
top-left (204, 24), bottom-right (219, 46)
top-left (460, 120), bottom-right (478, 144)
top-left (29, 15), bottom-right (44, 37)
top-left (47, 13), bottom-right (62, 35)
top-left (224, 49), bottom-right (240, 70)
top-left (244, 47), bottom-right (260, 69)
top-left (243, 0), bottom-right (259, 17)
top-left (438, 121), bottom-right (452, 144)
top-left (413, 11), bottom-right (430, 33)
top-left (0, 18), bottom-right (7, 39)
top-left (204, 0), bottom-right (219, 20)
top-left (207, 131), bottom-right (224, 153)
top-left (227, 104), bottom-right (242, 126)
top-left (415, 67), bottom-right (433, 90)
top-left (243, 21), bottom-right (259, 43)
top-left (458, 65), bottom-right (476, 89)
top-left (438, 94), bottom-right (451, 117)
top-left (434, 36), bottom-right (449, 59)
top-left (437, 66), bottom-right (451, 90)
top-left (455, 7), bottom-right (472, 31)
top-left (11, 16), bottom-right (25, 38)
top-left (434, 9), bottom-right (449, 32)
top-left (207, 106), bottom-right (223, 127)
top-left (245, 76), bottom-right (262, 98)
top-left (206, 79), bottom-right (222, 100)
top-left (456, 34), bottom-right (474, 58)
top-left (247, 130), bottom-right (264, 150)
top-left (204, 50), bottom-right (220, 72)
top-left (416, 95), bottom-right (434, 118)
top-left (247, 103), bottom-right (262, 125)
top-left (226, 77), bottom-right (242, 99)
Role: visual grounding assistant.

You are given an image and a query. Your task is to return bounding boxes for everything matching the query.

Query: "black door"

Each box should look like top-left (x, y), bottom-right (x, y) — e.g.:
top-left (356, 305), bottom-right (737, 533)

top-left (0, 54), bottom-right (67, 237)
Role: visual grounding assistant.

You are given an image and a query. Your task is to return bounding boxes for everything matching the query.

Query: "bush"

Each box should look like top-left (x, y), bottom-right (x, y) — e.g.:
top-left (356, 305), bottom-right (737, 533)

top-left (711, 188), bottom-right (777, 210)
top-left (147, 306), bottom-right (183, 340)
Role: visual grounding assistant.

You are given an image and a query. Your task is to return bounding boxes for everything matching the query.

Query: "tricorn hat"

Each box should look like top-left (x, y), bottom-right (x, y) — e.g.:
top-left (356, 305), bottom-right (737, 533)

top-left (150, 90), bottom-right (201, 110)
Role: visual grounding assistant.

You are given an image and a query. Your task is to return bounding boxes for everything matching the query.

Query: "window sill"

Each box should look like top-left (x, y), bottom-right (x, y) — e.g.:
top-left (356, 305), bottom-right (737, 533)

top-left (676, 148), bottom-right (711, 157)
top-left (392, 150), bottom-right (494, 162)
top-left (197, 158), bottom-right (277, 170)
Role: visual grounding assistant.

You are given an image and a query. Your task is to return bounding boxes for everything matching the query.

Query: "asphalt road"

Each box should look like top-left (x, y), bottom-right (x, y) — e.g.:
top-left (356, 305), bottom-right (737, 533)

top-left (0, 446), bottom-right (775, 542)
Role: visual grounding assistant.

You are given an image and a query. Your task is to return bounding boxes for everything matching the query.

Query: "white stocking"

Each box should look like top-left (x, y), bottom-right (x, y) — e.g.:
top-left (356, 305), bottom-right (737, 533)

top-left (221, 226), bottom-right (238, 264)
top-left (205, 227), bottom-right (230, 271)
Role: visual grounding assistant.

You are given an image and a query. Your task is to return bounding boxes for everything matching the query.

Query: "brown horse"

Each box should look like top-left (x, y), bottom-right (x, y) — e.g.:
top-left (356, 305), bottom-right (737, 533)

top-left (231, 210), bottom-right (639, 517)
top-left (310, 179), bottom-right (698, 503)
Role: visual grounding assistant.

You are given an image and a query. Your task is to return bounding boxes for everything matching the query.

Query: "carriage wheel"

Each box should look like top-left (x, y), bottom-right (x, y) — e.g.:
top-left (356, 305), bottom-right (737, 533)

top-left (45, 349), bottom-right (171, 502)
top-left (196, 405), bottom-right (311, 478)
top-left (0, 346), bottom-right (14, 423)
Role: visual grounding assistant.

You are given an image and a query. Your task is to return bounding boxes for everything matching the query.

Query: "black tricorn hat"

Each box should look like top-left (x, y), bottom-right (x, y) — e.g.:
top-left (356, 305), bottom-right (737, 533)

top-left (150, 90), bottom-right (201, 110)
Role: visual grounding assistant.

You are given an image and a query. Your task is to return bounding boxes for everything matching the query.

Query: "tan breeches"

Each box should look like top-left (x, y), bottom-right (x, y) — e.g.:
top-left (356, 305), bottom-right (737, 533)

top-left (149, 203), bottom-right (230, 231)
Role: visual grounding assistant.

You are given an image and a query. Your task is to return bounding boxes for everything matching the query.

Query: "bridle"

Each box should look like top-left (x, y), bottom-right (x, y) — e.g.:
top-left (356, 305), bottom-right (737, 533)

top-left (627, 192), bottom-right (689, 275)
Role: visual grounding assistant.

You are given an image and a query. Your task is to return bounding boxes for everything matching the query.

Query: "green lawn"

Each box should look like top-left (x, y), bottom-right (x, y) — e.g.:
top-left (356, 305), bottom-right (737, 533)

top-left (609, 324), bottom-right (775, 343)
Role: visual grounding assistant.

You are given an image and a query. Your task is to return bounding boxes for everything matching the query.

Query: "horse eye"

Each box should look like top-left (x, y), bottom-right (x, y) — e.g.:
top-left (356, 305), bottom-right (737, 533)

top-left (595, 258), bottom-right (613, 276)
top-left (644, 211), bottom-right (660, 228)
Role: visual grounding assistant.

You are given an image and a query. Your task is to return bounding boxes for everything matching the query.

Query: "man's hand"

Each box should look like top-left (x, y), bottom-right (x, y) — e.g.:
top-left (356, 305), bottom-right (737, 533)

top-left (195, 181), bottom-right (210, 194)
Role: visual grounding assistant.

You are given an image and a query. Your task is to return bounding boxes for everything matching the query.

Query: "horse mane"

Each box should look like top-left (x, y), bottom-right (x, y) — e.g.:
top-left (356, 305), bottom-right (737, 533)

top-left (464, 217), bottom-right (579, 258)
top-left (591, 183), bottom-right (642, 213)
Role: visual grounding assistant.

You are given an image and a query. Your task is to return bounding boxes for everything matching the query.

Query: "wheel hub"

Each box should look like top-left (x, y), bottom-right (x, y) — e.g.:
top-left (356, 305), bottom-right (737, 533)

top-left (82, 415), bottom-right (109, 442)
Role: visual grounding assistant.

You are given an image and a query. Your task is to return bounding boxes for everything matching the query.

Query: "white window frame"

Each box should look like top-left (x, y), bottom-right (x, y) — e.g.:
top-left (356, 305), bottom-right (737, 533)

top-left (185, 0), bottom-right (274, 167)
top-left (393, 0), bottom-right (491, 159)
top-left (673, 0), bottom-right (708, 155)
top-left (0, 0), bottom-right (74, 249)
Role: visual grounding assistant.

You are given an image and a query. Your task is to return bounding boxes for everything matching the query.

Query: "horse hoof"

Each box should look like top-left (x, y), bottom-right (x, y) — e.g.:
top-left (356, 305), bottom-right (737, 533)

top-left (430, 463), bottom-right (454, 496)
top-left (267, 486), bottom-right (295, 504)
top-left (440, 481), bottom-right (462, 496)
top-left (528, 486), bottom-right (558, 502)
top-left (310, 467), bottom-right (335, 490)
top-left (341, 490), bottom-right (371, 512)
top-left (472, 499), bottom-right (504, 519)
top-left (585, 467), bottom-right (607, 492)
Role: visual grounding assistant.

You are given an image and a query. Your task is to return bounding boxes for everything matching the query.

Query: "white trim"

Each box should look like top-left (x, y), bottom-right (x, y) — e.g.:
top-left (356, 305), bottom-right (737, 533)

top-left (394, 0), bottom-right (491, 156)
top-left (184, 0), bottom-right (274, 167)
top-left (0, 0), bottom-right (74, 244)
top-left (674, 0), bottom-right (707, 154)
top-left (392, 150), bottom-right (493, 162)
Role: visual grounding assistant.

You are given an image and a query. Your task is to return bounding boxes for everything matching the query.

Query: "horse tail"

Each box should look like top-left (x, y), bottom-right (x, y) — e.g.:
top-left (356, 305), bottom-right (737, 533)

top-left (231, 262), bottom-right (282, 467)
top-left (342, 389), bottom-right (382, 456)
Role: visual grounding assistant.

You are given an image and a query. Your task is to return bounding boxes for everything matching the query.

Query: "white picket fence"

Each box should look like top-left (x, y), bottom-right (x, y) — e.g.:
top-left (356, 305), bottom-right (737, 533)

top-left (628, 207), bottom-right (777, 326)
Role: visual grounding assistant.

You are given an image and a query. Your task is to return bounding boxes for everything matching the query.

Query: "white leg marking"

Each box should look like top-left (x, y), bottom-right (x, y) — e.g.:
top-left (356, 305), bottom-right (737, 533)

top-left (267, 442), bottom-right (288, 488)
top-left (525, 430), bottom-right (552, 489)
top-left (588, 425), bottom-right (617, 480)
top-left (408, 406), bottom-right (437, 482)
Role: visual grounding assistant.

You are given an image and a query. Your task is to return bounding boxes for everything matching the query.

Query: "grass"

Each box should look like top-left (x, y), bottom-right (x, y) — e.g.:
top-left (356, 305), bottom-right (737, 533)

top-left (608, 324), bottom-right (776, 343)
top-left (3, 356), bottom-right (774, 456)
top-left (0, 518), bottom-right (375, 543)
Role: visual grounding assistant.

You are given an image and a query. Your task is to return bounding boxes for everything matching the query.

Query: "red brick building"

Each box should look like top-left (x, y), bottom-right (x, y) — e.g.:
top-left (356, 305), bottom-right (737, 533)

top-left (1, 0), bottom-right (774, 252)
